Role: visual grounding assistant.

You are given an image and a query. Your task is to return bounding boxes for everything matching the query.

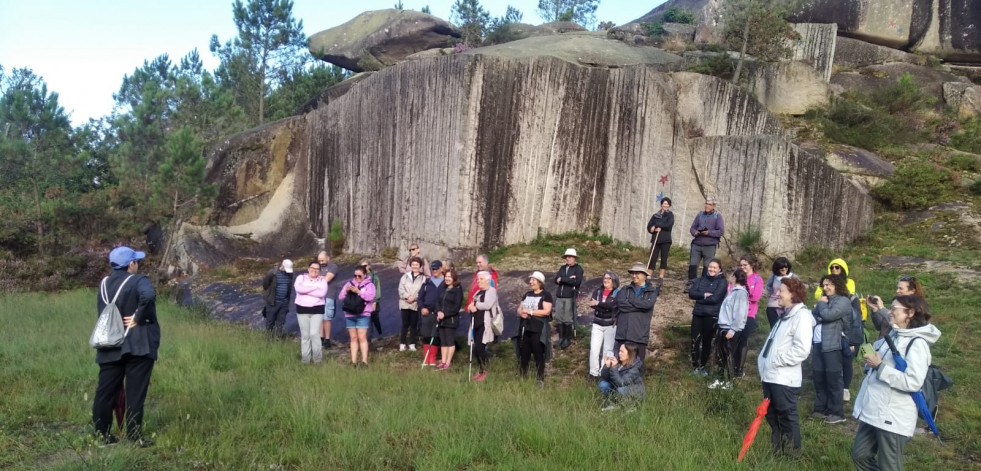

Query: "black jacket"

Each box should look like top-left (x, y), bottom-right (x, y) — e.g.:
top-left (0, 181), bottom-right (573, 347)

top-left (688, 272), bottom-right (727, 317)
top-left (418, 278), bottom-right (444, 337)
top-left (647, 210), bottom-right (674, 244)
top-left (437, 284), bottom-right (464, 329)
top-left (554, 263), bottom-right (583, 298)
top-left (601, 359), bottom-right (646, 399)
top-left (614, 282), bottom-right (660, 345)
top-left (95, 269), bottom-right (160, 364)
top-left (590, 287), bottom-right (619, 327)
top-left (262, 267), bottom-right (293, 306)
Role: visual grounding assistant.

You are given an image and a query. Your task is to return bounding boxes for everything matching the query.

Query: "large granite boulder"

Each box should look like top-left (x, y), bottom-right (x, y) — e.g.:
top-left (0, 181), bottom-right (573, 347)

top-left (634, 0), bottom-right (981, 62)
top-left (831, 62), bottom-right (971, 103)
top-left (462, 32), bottom-right (682, 69)
top-left (308, 9), bottom-right (461, 72)
top-left (834, 36), bottom-right (926, 68)
top-left (169, 46), bottom-right (874, 275)
top-left (745, 61), bottom-right (830, 115)
top-left (943, 82), bottom-right (981, 119)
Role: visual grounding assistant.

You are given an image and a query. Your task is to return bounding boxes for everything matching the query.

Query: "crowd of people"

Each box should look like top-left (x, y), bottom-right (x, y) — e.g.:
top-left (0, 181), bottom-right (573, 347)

top-left (91, 197), bottom-right (943, 469)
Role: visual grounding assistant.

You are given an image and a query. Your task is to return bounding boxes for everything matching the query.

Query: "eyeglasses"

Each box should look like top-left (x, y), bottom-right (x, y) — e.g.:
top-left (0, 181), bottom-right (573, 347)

top-left (309, 267), bottom-right (319, 271)
top-left (739, 263), bottom-right (750, 267)
top-left (889, 305), bottom-right (909, 312)
top-left (410, 247), bottom-right (419, 251)
top-left (603, 276), bottom-right (613, 280)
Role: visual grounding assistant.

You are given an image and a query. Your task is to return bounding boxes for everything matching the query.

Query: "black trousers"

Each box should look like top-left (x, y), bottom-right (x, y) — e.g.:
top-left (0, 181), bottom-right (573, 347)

top-left (841, 337), bottom-right (855, 389)
top-left (370, 302), bottom-right (383, 335)
top-left (812, 343), bottom-right (844, 416)
top-left (400, 309), bottom-right (419, 345)
top-left (765, 307), bottom-right (782, 329)
top-left (473, 325), bottom-right (489, 372)
top-left (713, 328), bottom-right (736, 380)
top-left (265, 300), bottom-right (289, 333)
top-left (732, 317), bottom-right (758, 376)
top-left (519, 329), bottom-right (546, 381)
top-left (648, 242), bottom-right (671, 270)
top-left (690, 315), bottom-right (717, 369)
top-left (762, 382), bottom-right (802, 452)
top-left (93, 354), bottom-right (155, 440)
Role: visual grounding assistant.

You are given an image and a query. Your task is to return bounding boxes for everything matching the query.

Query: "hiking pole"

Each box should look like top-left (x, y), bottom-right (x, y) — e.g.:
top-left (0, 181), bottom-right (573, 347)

top-left (422, 319), bottom-right (440, 369)
top-left (646, 230), bottom-right (661, 276)
top-left (468, 318), bottom-right (475, 382)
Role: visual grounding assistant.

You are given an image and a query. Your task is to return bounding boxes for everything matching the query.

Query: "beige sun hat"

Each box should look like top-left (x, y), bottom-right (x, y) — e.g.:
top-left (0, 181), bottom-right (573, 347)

top-left (627, 262), bottom-right (649, 275)
top-left (529, 271), bottom-right (546, 284)
top-left (563, 248), bottom-right (578, 258)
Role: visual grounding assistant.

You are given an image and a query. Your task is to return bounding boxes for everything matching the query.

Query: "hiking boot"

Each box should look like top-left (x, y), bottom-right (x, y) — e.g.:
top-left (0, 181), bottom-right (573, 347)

top-left (96, 434), bottom-right (118, 447)
top-left (323, 338), bottom-right (332, 349)
top-left (824, 415), bottom-right (846, 424)
top-left (811, 411), bottom-right (826, 419)
top-left (358, 361), bottom-right (368, 370)
top-left (683, 280), bottom-right (694, 294)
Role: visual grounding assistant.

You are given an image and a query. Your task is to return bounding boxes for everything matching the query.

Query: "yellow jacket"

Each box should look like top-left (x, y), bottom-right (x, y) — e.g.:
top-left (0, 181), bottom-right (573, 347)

top-left (814, 258), bottom-right (856, 299)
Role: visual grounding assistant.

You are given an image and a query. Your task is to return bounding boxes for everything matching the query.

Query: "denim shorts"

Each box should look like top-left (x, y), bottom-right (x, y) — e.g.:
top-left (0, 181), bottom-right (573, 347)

top-left (323, 298), bottom-right (336, 321)
top-left (345, 314), bottom-right (370, 329)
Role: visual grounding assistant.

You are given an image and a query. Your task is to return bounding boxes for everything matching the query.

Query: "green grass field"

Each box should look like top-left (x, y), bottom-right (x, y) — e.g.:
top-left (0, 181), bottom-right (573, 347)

top-left (1, 210), bottom-right (979, 470)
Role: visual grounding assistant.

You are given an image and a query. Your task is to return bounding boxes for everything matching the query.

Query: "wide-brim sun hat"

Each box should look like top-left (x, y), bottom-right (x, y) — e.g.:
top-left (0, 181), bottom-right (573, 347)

top-left (627, 262), bottom-right (648, 274)
top-left (563, 248), bottom-right (578, 258)
top-left (529, 271), bottom-right (546, 284)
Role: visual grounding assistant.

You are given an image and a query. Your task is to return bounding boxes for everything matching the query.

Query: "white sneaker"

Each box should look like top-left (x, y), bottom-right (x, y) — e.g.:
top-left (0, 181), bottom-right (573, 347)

top-left (399, 344), bottom-right (407, 352)
top-left (708, 379), bottom-right (723, 389)
top-left (408, 344), bottom-right (416, 352)
top-left (843, 389), bottom-right (851, 402)
top-left (721, 381), bottom-right (733, 390)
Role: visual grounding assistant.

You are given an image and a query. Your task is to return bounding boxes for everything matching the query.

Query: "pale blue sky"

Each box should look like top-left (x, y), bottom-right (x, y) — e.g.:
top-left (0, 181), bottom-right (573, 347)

top-left (0, 1), bottom-right (663, 126)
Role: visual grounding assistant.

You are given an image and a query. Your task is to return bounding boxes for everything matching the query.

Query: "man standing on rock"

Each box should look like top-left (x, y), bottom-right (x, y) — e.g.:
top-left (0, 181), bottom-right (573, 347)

top-left (262, 259), bottom-right (294, 336)
top-left (92, 246), bottom-right (160, 446)
top-left (467, 254), bottom-right (499, 306)
top-left (686, 197), bottom-right (725, 294)
top-left (317, 251), bottom-right (338, 349)
top-left (554, 248), bottom-right (583, 349)
top-left (614, 262), bottom-right (660, 363)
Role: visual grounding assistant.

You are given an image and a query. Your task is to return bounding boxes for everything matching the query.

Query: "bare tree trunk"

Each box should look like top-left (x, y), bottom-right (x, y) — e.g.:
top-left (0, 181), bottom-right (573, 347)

top-left (31, 176), bottom-right (44, 256)
top-left (733, 19), bottom-right (751, 83)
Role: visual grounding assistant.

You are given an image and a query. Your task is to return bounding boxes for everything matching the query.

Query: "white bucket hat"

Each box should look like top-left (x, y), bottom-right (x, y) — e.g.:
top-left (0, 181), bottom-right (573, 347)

top-left (563, 248), bottom-right (578, 258)
top-left (529, 271), bottom-right (546, 284)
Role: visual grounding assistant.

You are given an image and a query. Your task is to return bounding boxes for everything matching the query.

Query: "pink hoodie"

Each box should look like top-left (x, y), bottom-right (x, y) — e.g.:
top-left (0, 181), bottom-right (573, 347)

top-left (293, 274), bottom-right (328, 307)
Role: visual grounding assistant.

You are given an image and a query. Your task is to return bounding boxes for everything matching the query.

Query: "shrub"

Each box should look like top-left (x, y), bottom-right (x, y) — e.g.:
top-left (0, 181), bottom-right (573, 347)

top-left (327, 220), bottom-right (345, 256)
top-left (686, 54), bottom-right (734, 80)
top-left (947, 153), bottom-right (981, 173)
top-left (644, 21), bottom-right (666, 37)
top-left (735, 225), bottom-right (768, 258)
top-left (971, 179), bottom-right (981, 195)
top-left (662, 7), bottom-right (697, 25)
top-left (951, 117), bottom-right (981, 154)
top-left (873, 73), bottom-right (935, 115)
top-left (871, 161), bottom-right (957, 209)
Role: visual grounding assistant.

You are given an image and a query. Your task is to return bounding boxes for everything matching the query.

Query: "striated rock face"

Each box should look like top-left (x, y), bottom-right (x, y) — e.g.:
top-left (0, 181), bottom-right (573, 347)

top-left (462, 32), bottom-right (682, 68)
top-left (790, 23), bottom-right (838, 82)
top-left (308, 9), bottom-right (461, 72)
top-left (833, 36), bottom-right (926, 68)
top-left (745, 61), bottom-right (830, 115)
top-left (172, 52), bottom-right (874, 274)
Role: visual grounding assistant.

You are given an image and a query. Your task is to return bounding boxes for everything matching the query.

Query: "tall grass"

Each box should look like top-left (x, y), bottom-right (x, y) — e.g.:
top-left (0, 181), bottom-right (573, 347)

top-left (2, 209), bottom-right (979, 469)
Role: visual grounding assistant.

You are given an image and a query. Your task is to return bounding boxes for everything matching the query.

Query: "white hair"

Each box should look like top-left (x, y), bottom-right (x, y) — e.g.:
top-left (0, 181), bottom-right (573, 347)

top-left (477, 271), bottom-right (491, 281)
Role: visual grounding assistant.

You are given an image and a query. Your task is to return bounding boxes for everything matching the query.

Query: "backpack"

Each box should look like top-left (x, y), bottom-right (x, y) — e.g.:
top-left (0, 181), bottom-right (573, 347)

top-left (906, 338), bottom-right (954, 416)
top-left (89, 275), bottom-right (134, 349)
top-left (342, 281), bottom-right (368, 315)
top-left (846, 295), bottom-right (865, 346)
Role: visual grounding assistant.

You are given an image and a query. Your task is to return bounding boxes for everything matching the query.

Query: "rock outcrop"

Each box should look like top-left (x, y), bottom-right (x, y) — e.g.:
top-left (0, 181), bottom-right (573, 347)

top-left (943, 82), bottom-right (981, 119)
top-left (462, 32), bottom-right (682, 69)
top-left (790, 23), bottom-right (838, 82)
top-left (745, 61), bottom-right (830, 115)
top-left (308, 9), bottom-right (461, 72)
top-left (833, 36), bottom-right (926, 69)
top-left (173, 47), bottom-right (875, 274)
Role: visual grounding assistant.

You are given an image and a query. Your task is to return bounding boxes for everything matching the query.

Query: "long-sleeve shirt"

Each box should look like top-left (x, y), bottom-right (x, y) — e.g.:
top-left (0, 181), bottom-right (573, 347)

top-left (718, 286), bottom-right (748, 335)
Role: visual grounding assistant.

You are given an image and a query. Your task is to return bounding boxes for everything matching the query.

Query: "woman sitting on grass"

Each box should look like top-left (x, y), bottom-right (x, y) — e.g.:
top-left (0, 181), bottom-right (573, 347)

top-left (598, 343), bottom-right (645, 411)
top-left (852, 295), bottom-right (940, 471)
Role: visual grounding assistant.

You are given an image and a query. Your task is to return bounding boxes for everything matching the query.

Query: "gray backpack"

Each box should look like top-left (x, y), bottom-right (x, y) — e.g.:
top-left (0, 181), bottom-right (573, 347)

top-left (89, 275), bottom-right (134, 349)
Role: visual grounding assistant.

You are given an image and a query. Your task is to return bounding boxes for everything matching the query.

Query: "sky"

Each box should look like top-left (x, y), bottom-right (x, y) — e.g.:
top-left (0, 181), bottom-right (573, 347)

top-left (0, 1), bottom-right (664, 126)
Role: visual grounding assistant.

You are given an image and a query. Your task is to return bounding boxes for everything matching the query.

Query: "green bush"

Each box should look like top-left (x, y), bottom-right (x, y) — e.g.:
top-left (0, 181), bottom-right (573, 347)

top-left (871, 161), bottom-right (957, 209)
top-left (946, 153), bottom-right (981, 172)
top-left (819, 98), bottom-right (900, 150)
top-left (971, 179), bottom-right (981, 195)
top-left (951, 117), bottom-right (981, 154)
top-left (644, 21), bottom-right (666, 37)
top-left (686, 54), bottom-right (734, 80)
top-left (327, 220), bottom-right (345, 256)
top-left (873, 72), bottom-right (935, 114)
top-left (735, 225), bottom-right (768, 258)
top-left (661, 7), bottom-right (697, 25)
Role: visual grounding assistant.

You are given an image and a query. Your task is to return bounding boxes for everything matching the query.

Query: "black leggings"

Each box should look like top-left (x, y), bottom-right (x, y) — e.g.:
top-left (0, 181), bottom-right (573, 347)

top-left (473, 325), bottom-right (488, 372)
top-left (732, 317), bottom-right (758, 375)
top-left (519, 329), bottom-right (546, 381)
top-left (370, 302), bottom-right (383, 335)
top-left (691, 315), bottom-right (717, 369)
top-left (400, 309), bottom-right (419, 345)
top-left (648, 242), bottom-right (671, 270)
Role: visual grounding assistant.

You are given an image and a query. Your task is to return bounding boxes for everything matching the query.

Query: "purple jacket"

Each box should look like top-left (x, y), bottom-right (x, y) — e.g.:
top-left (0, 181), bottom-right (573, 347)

top-left (689, 211), bottom-right (724, 247)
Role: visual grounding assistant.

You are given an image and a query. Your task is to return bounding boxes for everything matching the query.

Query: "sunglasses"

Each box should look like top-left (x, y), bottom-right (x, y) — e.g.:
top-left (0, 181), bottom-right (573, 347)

top-left (831, 266), bottom-right (842, 270)
top-left (899, 276), bottom-right (916, 282)
top-left (354, 274), bottom-right (364, 279)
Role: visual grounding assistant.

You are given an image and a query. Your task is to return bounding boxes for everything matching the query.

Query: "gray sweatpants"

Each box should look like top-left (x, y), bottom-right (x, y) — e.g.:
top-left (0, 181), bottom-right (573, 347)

top-left (553, 297), bottom-right (575, 324)
top-left (688, 244), bottom-right (717, 280)
top-left (296, 313), bottom-right (323, 364)
top-left (852, 421), bottom-right (907, 471)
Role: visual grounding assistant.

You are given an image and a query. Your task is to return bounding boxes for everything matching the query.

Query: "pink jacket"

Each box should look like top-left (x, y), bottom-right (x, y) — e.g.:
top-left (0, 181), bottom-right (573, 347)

top-left (338, 278), bottom-right (376, 317)
top-left (729, 272), bottom-right (764, 319)
top-left (293, 274), bottom-right (328, 308)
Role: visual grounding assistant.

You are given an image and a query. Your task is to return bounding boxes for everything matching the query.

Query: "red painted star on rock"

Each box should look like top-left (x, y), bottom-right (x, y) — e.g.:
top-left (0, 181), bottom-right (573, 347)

top-left (659, 174), bottom-right (669, 185)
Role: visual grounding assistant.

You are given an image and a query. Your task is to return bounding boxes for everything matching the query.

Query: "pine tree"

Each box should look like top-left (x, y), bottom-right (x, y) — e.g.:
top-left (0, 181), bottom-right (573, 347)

top-left (451, 0), bottom-right (491, 46)
top-left (536, 0), bottom-right (599, 28)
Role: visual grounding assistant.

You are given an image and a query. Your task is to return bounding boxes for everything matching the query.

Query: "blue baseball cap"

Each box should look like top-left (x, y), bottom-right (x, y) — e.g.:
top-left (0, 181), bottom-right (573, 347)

top-left (109, 246), bottom-right (146, 269)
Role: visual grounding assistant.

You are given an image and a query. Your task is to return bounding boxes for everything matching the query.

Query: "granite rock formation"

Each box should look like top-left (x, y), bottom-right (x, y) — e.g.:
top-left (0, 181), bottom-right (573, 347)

top-left (170, 44), bottom-right (875, 274)
top-left (308, 9), bottom-right (461, 72)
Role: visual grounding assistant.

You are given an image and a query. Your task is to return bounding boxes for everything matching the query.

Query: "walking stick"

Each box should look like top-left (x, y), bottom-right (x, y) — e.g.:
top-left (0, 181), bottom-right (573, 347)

top-left (646, 229), bottom-right (661, 273)
top-left (422, 319), bottom-right (439, 369)
top-left (468, 319), bottom-right (475, 382)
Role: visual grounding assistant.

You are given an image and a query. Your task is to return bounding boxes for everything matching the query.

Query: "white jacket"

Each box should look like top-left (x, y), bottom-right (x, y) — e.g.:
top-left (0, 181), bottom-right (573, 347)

top-left (853, 324), bottom-right (941, 437)
top-left (757, 303), bottom-right (815, 387)
top-left (397, 272), bottom-right (426, 310)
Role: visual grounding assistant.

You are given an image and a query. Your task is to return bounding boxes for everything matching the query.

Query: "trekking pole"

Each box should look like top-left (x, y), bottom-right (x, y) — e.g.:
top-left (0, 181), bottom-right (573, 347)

top-left (468, 318), bottom-right (475, 382)
top-left (422, 319), bottom-right (440, 369)
top-left (646, 230), bottom-right (661, 274)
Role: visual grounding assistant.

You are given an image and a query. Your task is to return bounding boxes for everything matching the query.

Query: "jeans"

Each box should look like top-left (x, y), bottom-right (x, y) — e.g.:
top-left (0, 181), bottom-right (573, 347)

top-left (762, 382), bottom-right (801, 453)
top-left (688, 244), bottom-right (717, 280)
top-left (589, 324), bottom-right (617, 377)
top-left (296, 313), bottom-right (323, 364)
top-left (812, 343), bottom-right (844, 416)
top-left (599, 380), bottom-right (641, 405)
